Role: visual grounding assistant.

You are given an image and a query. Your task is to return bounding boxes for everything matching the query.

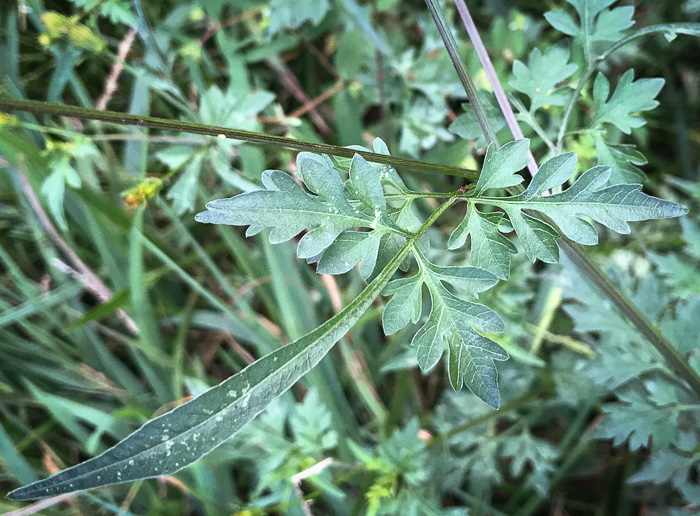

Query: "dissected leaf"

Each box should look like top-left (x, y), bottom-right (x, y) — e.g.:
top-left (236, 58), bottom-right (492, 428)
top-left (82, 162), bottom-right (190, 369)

top-left (471, 143), bottom-right (686, 265)
top-left (592, 70), bottom-right (664, 134)
top-left (382, 255), bottom-right (506, 408)
top-left (501, 432), bottom-right (559, 496)
top-left (595, 137), bottom-right (647, 184)
top-left (448, 204), bottom-right (517, 280)
top-left (591, 386), bottom-right (679, 451)
top-left (545, 0), bottom-right (634, 59)
top-left (510, 46), bottom-right (578, 111)
top-left (196, 156), bottom-right (370, 259)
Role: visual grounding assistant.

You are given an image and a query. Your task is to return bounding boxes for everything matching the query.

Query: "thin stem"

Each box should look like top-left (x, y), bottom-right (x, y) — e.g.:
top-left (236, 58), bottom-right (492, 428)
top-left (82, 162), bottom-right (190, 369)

top-left (557, 238), bottom-right (700, 397)
top-left (508, 93), bottom-right (557, 154)
top-left (556, 63), bottom-right (595, 154)
top-left (14, 160), bottom-right (139, 336)
top-left (597, 23), bottom-right (700, 62)
top-left (452, 0), bottom-right (538, 175)
top-left (0, 97), bottom-right (479, 181)
top-left (428, 387), bottom-right (543, 448)
top-left (425, 0), bottom-right (498, 146)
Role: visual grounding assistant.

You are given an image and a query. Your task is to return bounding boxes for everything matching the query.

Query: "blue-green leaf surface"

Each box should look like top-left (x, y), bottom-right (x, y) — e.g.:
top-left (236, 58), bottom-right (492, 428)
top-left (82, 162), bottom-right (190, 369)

top-left (592, 70), bottom-right (664, 134)
top-left (457, 141), bottom-right (687, 268)
top-left (382, 254), bottom-right (506, 408)
top-left (510, 47), bottom-right (578, 112)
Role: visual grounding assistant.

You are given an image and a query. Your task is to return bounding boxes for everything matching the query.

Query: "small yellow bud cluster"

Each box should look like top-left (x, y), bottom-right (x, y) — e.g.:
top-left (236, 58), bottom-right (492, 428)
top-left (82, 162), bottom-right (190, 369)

top-left (40, 12), bottom-right (106, 53)
top-left (121, 177), bottom-right (163, 209)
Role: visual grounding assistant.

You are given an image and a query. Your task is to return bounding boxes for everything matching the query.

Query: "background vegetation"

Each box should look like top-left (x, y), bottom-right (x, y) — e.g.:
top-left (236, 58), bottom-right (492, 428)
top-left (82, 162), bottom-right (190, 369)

top-left (1, 0), bottom-right (699, 514)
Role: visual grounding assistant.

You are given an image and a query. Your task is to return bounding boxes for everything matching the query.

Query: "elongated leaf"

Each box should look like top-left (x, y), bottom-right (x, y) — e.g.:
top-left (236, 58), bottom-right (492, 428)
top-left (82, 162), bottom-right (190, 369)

top-left (197, 151), bottom-right (414, 280)
top-left (196, 163), bottom-right (369, 260)
top-left (7, 198), bottom-right (449, 501)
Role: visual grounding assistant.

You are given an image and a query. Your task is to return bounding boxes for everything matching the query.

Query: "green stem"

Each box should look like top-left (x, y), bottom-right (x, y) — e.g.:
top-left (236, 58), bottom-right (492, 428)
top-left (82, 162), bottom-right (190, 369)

top-left (556, 63), bottom-right (595, 153)
top-left (427, 387), bottom-right (543, 448)
top-left (598, 23), bottom-right (700, 62)
top-left (558, 240), bottom-right (700, 397)
top-left (433, 8), bottom-right (700, 398)
top-left (508, 93), bottom-right (557, 154)
top-left (0, 97), bottom-right (479, 181)
top-left (425, 0), bottom-right (498, 146)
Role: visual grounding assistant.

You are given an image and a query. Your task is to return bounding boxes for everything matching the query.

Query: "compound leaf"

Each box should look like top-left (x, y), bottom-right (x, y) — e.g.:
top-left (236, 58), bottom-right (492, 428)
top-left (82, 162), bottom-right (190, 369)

top-left (471, 145), bottom-right (687, 264)
top-left (545, 0), bottom-right (635, 60)
top-left (197, 153), bottom-right (399, 268)
top-left (591, 386), bottom-right (680, 451)
top-left (7, 180), bottom-right (439, 502)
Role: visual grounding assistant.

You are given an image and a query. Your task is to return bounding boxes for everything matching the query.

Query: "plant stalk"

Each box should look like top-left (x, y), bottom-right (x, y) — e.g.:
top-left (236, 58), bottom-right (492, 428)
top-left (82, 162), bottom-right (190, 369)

top-left (0, 97), bottom-right (479, 181)
top-left (424, 0), bottom-right (497, 146)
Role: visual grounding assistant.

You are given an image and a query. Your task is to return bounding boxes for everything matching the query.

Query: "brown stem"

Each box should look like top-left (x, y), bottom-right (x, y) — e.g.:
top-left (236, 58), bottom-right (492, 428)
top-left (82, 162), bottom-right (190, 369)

top-left (0, 97), bottom-right (479, 180)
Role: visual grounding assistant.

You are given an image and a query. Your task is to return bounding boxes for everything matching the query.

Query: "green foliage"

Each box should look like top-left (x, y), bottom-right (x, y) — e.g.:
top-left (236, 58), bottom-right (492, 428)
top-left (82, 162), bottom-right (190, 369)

top-left (510, 46), bottom-right (578, 112)
top-left (68, 0), bottom-right (136, 25)
top-left (592, 70), bottom-right (665, 134)
top-left (545, 0), bottom-right (635, 61)
top-left (449, 92), bottom-right (507, 148)
top-left (452, 142), bottom-right (685, 273)
top-left (2, 0), bottom-right (699, 513)
top-left (268, 0), bottom-right (331, 34)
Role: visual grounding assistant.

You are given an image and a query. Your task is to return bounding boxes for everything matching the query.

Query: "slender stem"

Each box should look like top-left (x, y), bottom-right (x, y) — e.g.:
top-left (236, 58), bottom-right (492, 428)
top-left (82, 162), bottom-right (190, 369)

top-left (428, 387), bottom-right (543, 448)
top-left (0, 97), bottom-right (480, 181)
top-left (425, 0), bottom-right (498, 146)
top-left (508, 93), bottom-right (557, 154)
top-left (557, 238), bottom-right (700, 396)
top-left (556, 63), bottom-right (595, 154)
top-left (452, 0), bottom-right (538, 175)
top-left (598, 23), bottom-right (700, 62)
